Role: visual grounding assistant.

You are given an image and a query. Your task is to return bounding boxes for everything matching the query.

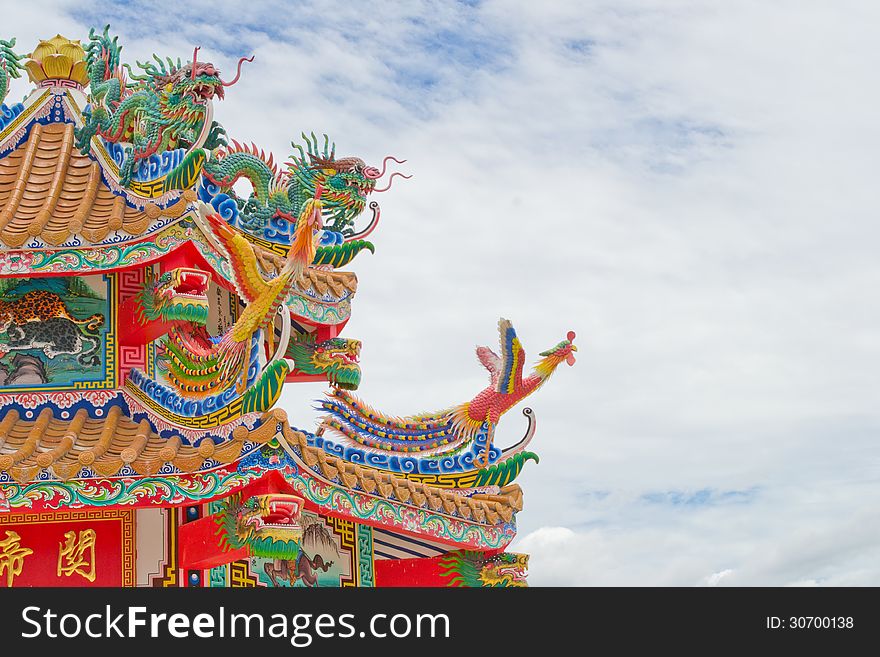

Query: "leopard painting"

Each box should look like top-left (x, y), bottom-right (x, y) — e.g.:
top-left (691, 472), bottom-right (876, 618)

top-left (0, 291), bottom-right (104, 332)
top-left (1, 318), bottom-right (101, 365)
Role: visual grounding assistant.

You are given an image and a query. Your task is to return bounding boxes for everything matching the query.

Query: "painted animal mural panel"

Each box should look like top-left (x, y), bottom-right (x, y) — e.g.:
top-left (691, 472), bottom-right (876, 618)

top-left (250, 511), bottom-right (353, 588)
top-left (0, 276), bottom-right (112, 389)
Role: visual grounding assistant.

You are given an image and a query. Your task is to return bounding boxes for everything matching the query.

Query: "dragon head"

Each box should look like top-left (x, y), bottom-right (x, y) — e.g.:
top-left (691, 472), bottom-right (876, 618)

top-left (239, 494), bottom-right (304, 535)
top-left (289, 134), bottom-right (411, 233)
top-left (136, 268), bottom-right (210, 326)
top-left (147, 48), bottom-right (252, 109)
top-left (287, 334), bottom-right (362, 390)
top-left (439, 550), bottom-right (529, 587)
top-left (237, 495), bottom-right (305, 558)
top-left (479, 552), bottom-right (529, 587)
top-left (174, 61), bottom-right (224, 104)
top-left (218, 493), bottom-right (305, 560)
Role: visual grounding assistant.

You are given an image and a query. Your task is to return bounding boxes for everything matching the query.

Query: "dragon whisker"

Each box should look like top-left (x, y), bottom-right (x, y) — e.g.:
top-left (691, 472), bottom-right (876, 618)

top-left (372, 171), bottom-right (412, 193)
top-left (220, 55), bottom-right (254, 86)
top-left (375, 155), bottom-right (407, 179)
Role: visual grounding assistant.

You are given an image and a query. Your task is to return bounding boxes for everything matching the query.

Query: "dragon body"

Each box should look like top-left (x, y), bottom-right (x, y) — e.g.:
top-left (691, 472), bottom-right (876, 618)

top-left (200, 133), bottom-right (408, 267)
top-left (133, 199), bottom-right (322, 408)
top-left (0, 37), bottom-right (24, 105)
top-left (75, 25), bottom-right (250, 186)
top-left (438, 551), bottom-right (528, 587)
top-left (135, 263), bottom-right (251, 398)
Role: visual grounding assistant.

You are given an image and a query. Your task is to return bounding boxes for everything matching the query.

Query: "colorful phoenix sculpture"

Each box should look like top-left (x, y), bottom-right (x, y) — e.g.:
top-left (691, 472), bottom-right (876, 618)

top-left (131, 197), bottom-right (323, 419)
top-left (314, 319), bottom-right (576, 483)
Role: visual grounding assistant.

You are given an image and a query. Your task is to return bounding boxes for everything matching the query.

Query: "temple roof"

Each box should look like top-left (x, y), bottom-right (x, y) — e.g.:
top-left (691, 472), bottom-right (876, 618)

top-left (0, 403), bottom-right (521, 526)
top-left (256, 248), bottom-right (358, 299)
top-left (0, 122), bottom-right (188, 247)
top-left (0, 119), bottom-right (358, 310)
top-left (279, 418), bottom-right (523, 525)
top-left (0, 403), bottom-right (260, 483)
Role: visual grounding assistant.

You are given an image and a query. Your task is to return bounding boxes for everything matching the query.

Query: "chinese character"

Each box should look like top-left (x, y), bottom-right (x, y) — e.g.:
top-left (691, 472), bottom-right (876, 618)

top-left (0, 530), bottom-right (33, 587)
top-left (57, 529), bottom-right (96, 582)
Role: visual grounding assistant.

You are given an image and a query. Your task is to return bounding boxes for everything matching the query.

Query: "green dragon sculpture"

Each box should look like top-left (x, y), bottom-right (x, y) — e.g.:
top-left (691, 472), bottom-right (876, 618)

top-left (134, 268), bottom-right (210, 325)
top-left (0, 37), bottom-right (24, 105)
top-left (438, 551), bottom-right (529, 587)
top-left (200, 132), bottom-right (409, 267)
top-left (286, 333), bottom-right (361, 390)
top-left (214, 492), bottom-right (336, 587)
top-left (215, 493), bottom-right (305, 560)
top-left (75, 25), bottom-right (251, 186)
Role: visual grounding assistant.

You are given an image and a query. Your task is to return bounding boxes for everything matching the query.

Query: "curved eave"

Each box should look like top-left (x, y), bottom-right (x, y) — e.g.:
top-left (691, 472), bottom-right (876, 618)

top-left (0, 408), bottom-right (519, 551)
top-left (0, 400), bottom-right (273, 483)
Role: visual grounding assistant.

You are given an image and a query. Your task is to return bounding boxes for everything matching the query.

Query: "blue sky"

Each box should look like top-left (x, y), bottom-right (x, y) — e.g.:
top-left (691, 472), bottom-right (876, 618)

top-left (6, 0), bottom-right (880, 585)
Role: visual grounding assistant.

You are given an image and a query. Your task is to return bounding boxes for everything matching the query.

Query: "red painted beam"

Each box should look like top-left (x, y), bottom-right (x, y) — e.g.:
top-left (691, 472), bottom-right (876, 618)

top-left (178, 514), bottom-right (249, 570)
top-left (373, 551), bottom-right (502, 587)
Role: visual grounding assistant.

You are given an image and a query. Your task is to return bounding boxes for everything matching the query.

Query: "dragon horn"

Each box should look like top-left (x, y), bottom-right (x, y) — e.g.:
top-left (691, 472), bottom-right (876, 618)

top-left (220, 55), bottom-right (254, 86)
top-left (191, 47), bottom-right (199, 80)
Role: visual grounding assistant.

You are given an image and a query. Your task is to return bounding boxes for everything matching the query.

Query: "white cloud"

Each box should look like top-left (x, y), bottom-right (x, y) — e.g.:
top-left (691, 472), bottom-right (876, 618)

top-left (4, 1), bottom-right (878, 585)
top-left (703, 570), bottom-right (734, 587)
top-left (514, 481), bottom-right (880, 585)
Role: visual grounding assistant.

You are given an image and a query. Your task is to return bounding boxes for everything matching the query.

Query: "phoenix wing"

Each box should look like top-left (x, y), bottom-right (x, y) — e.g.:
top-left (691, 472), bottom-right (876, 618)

top-left (198, 204), bottom-right (268, 302)
top-left (476, 346), bottom-right (502, 386)
top-left (495, 318), bottom-right (525, 394)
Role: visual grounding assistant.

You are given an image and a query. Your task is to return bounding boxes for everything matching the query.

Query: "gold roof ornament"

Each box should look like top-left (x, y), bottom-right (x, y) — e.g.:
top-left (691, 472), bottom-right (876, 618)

top-left (24, 34), bottom-right (89, 88)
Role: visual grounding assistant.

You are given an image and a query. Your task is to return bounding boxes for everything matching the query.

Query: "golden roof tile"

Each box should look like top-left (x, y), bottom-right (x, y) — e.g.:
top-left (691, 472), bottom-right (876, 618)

top-left (255, 247), bottom-right (359, 298)
top-left (273, 411), bottom-right (522, 526)
top-left (0, 123), bottom-right (187, 247)
top-left (0, 404), bottom-right (522, 525)
top-left (0, 405), bottom-right (273, 483)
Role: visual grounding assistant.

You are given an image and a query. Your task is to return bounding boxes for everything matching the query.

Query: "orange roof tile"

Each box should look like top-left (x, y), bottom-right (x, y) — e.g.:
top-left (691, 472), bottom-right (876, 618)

top-left (0, 405), bottom-right (521, 524)
top-left (275, 413), bottom-right (521, 525)
top-left (0, 404), bottom-right (271, 483)
top-left (0, 122), bottom-right (186, 247)
top-left (253, 247), bottom-right (358, 297)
